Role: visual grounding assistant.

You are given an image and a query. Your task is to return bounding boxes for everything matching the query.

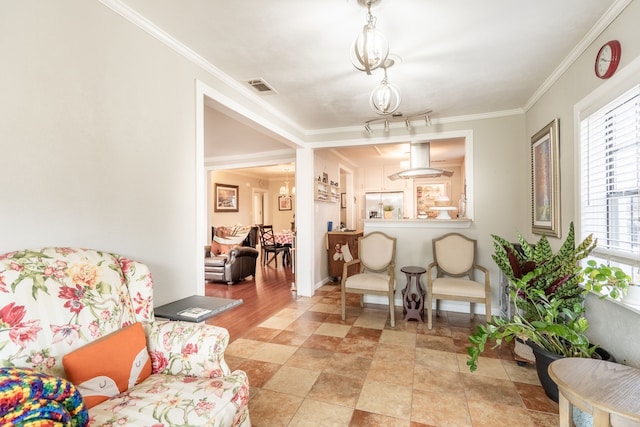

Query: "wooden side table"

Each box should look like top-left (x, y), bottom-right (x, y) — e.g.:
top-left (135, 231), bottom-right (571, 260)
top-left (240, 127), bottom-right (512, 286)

top-left (401, 266), bottom-right (427, 322)
top-left (548, 358), bottom-right (640, 427)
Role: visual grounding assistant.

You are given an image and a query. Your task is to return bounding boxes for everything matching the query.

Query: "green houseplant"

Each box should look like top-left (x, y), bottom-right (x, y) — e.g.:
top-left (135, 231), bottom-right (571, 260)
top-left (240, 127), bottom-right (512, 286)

top-left (466, 223), bottom-right (631, 402)
top-left (466, 222), bottom-right (631, 373)
top-left (382, 205), bottom-right (394, 219)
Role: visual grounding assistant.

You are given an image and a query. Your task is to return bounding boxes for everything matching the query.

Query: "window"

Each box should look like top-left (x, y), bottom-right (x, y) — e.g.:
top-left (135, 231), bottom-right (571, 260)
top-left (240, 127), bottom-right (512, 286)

top-left (580, 85), bottom-right (640, 283)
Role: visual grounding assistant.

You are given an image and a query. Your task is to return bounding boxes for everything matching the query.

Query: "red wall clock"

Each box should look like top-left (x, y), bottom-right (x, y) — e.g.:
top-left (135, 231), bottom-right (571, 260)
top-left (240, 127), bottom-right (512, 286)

top-left (595, 40), bottom-right (621, 79)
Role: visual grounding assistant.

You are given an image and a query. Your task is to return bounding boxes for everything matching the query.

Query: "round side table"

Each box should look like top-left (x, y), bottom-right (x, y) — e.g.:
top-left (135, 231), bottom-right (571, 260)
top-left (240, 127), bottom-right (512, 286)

top-left (401, 266), bottom-right (427, 322)
top-left (549, 358), bottom-right (640, 427)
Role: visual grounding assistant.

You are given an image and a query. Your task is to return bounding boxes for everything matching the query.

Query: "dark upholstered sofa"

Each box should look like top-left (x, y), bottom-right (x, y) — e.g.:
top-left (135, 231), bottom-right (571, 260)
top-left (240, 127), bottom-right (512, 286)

top-left (204, 245), bottom-right (259, 285)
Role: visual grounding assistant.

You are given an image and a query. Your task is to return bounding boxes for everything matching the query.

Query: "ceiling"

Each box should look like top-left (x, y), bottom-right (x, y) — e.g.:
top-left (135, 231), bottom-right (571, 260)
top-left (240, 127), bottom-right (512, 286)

top-left (118, 0), bottom-right (620, 176)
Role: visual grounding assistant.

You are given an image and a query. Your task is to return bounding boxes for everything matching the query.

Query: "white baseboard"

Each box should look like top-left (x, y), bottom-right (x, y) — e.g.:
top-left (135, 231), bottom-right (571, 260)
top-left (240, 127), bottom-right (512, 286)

top-left (315, 279), bottom-right (496, 317)
top-left (363, 294), bottom-right (495, 316)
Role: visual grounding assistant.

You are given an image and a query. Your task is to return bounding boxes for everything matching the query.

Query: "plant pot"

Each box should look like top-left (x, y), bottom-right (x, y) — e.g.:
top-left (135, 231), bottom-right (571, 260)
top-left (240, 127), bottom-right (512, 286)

top-left (383, 211), bottom-right (393, 219)
top-left (530, 342), bottom-right (614, 403)
top-left (623, 285), bottom-right (640, 305)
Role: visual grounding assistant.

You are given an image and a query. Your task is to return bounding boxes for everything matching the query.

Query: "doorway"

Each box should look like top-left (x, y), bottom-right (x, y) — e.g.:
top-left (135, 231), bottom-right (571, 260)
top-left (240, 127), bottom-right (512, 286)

top-left (253, 189), bottom-right (267, 225)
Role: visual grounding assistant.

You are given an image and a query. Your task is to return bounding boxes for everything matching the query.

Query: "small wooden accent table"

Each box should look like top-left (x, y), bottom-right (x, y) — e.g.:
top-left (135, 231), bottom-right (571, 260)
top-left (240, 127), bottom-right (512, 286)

top-left (401, 266), bottom-right (427, 322)
top-left (548, 358), bottom-right (640, 427)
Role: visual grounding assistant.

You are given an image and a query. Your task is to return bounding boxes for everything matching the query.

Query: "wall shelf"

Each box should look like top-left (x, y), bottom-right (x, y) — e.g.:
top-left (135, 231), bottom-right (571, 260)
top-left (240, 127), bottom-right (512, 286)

top-left (315, 181), bottom-right (340, 203)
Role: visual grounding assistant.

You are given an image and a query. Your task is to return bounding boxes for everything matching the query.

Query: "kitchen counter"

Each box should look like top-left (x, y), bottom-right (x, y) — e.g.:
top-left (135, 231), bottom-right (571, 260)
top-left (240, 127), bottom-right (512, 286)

top-left (362, 218), bottom-right (485, 316)
top-left (363, 219), bottom-right (472, 229)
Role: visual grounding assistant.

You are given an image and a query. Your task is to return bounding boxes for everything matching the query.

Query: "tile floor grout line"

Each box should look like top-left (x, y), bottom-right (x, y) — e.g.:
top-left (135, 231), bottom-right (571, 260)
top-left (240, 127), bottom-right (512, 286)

top-left (225, 283), bottom-right (559, 426)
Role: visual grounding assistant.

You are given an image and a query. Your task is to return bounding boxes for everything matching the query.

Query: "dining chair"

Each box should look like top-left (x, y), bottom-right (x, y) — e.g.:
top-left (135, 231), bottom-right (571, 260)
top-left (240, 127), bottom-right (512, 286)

top-left (426, 233), bottom-right (491, 329)
top-left (258, 225), bottom-right (290, 267)
top-left (340, 231), bottom-right (396, 327)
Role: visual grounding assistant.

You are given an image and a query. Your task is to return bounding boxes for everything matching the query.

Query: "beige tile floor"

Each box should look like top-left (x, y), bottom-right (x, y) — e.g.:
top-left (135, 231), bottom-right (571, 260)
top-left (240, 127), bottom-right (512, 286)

top-left (225, 284), bottom-right (559, 427)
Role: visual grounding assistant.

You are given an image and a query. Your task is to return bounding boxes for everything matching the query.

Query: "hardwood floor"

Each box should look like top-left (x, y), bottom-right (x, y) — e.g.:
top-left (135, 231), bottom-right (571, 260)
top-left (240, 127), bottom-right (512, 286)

top-left (204, 257), bottom-right (298, 342)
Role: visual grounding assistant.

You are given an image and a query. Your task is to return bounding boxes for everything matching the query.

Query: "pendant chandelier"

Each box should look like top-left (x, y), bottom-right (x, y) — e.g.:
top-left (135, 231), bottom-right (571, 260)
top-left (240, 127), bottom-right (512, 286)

top-left (370, 58), bottom-right (400, 115)
top-left (350, 0), bottom-right (388, 75)
top-left (279, 169), bottom-right (295, 197)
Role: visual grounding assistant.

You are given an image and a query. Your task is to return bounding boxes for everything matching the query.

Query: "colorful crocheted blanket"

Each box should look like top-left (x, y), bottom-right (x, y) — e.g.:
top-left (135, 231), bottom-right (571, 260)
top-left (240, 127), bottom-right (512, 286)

top-left (0, 367), bottom-right (88, 427)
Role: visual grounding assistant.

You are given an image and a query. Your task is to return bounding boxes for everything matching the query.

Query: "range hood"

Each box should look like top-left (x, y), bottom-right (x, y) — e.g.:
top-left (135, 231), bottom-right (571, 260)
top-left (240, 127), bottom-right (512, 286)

top-left (388, 142), bottom-right (453, 180)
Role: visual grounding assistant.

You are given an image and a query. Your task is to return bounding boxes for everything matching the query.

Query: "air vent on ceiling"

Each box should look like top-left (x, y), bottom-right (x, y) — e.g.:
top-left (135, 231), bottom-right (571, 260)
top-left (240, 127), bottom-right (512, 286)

top-left (246, 78), bottom-right (278, 95)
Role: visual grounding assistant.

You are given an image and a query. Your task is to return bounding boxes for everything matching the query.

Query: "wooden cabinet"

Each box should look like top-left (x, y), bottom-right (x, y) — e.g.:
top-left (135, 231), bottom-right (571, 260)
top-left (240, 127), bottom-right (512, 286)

top-left (327, 230), bottom-right (363, 279)
top-left (315, 181), bottom-right (340, 203)
top-left (363, 166), bottom-right (408, 191)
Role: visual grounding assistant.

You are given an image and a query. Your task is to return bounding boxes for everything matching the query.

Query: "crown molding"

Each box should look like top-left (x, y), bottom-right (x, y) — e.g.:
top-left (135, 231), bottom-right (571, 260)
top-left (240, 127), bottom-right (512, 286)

top-left (524, 0), bottom-right (632, 112)
top-left (99, 0), bottom-right (305, 137)
top-left (100, 0), bottom-right (630, 141)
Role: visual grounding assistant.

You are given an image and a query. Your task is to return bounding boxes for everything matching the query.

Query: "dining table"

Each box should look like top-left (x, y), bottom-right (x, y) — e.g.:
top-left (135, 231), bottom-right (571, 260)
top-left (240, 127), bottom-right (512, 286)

top-left (274, 233), bottom-right (294, 246)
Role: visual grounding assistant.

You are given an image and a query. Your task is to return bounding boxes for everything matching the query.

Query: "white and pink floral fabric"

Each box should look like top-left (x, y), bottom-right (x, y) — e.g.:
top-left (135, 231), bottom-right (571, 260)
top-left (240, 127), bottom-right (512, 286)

top-left (0, 247), bottom-right (250, 426)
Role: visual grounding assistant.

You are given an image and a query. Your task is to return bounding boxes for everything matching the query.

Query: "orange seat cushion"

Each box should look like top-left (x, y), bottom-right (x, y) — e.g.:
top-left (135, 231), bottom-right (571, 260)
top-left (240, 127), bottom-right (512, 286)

top-left (62, 322), bottom-right (151, 408)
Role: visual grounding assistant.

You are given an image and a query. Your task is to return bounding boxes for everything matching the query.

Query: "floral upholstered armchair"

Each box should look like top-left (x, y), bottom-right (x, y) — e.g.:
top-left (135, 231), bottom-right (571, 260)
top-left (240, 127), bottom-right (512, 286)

top-left (0, 247), bottom-right (250, 426)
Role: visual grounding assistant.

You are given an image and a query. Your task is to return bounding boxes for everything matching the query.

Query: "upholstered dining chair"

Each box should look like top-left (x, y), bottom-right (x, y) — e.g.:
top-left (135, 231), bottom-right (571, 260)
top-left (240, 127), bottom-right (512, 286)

top-left (341, 231), bottom-right (397, 327)
top-left (426, 233), bottom-right (491, 329)
top-left (258, 225), bottom-right (290, 267)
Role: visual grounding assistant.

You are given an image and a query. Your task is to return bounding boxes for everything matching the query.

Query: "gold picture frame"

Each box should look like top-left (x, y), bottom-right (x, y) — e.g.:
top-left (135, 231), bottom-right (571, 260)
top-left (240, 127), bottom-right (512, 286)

top-left (531, 118), bottom-right (560, 237)
top-left (214, 183), bottom-right (239, 212)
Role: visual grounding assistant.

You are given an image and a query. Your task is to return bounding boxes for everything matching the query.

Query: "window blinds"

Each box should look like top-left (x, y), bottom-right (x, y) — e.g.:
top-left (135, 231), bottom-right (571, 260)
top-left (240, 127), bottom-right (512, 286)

top-left (580, 85), bottom-right (640, 266)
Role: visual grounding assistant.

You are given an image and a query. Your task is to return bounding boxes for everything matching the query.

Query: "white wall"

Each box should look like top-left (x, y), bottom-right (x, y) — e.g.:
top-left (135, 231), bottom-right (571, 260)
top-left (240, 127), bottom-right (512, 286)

top-left (524, 1), bottom-right (640, 366)
top-left (313, 151), bottom-right (344, 285)
top-left (0, 1), bottom-right (304, 305)
top-left (0, 2), bottom-right (198, 305)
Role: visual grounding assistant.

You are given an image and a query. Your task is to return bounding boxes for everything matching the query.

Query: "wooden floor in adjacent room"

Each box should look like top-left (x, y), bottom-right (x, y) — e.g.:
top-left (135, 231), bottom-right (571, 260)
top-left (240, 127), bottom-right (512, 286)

top-left (204, 255), bottom-right (298, 342)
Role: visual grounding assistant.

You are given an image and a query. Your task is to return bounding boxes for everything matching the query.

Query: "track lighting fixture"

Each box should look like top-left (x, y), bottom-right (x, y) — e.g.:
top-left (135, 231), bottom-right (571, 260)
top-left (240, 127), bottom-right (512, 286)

top-left (362, 110), bottom-right (433, 134)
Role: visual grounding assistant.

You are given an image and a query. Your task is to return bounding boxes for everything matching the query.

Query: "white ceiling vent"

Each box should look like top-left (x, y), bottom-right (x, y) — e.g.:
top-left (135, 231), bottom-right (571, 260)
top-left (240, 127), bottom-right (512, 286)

top-left (246, 78), bottom-right (278, 95)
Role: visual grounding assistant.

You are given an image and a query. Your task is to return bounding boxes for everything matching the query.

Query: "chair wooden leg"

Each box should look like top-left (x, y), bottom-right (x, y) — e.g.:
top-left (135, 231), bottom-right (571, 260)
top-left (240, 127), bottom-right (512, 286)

top-left (470, 302), bottom-right (475, 320)
top-left (427, 295), bottom-right (433, 329)
top-left (485, 299), bottom-right (492, 323)
top-left (341, 289), bottom-right (346, 321)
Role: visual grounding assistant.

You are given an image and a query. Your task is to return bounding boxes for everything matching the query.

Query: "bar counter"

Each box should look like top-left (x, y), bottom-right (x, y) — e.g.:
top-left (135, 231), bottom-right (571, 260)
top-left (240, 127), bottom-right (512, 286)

top-left (363, 218), bottom-right (472, 229)
top-left (362, 218), bottom-right (480, 315)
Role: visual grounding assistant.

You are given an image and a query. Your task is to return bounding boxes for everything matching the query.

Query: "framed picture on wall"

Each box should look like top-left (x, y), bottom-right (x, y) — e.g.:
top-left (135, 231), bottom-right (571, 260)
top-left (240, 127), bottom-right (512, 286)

top-left (531, 118), bottom-right (560, 237)
top-left (214, 183), bottom-right (239, 212)
top-left (278, 196), bottom-right (292, 211)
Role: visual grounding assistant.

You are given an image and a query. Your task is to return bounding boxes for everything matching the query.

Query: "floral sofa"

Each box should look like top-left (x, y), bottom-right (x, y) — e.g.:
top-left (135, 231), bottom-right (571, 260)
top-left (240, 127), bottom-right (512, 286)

top-left (0, 247), bottom-right (250, 426)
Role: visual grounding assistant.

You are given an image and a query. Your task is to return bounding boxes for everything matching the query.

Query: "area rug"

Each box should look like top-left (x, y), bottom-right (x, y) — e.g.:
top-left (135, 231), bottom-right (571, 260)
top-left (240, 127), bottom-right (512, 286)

top-left (154, 295), bottom-right (243, 323)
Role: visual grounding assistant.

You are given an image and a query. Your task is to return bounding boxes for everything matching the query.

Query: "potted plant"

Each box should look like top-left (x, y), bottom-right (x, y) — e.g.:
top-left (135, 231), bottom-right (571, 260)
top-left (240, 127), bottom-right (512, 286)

top-left (466, 222), bottom-right (630, 401)
top-left (383, 205), bottom-right (394, 219)
top-left (623, 282), bottom-right (640, 305)
top-left (582, 259), bottom-right (631, 300)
